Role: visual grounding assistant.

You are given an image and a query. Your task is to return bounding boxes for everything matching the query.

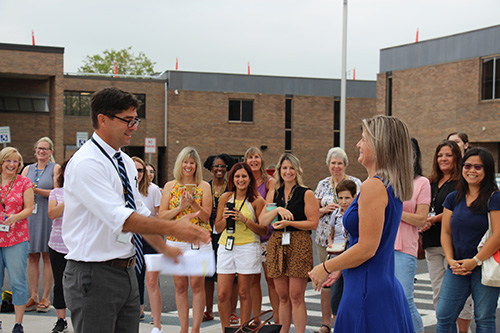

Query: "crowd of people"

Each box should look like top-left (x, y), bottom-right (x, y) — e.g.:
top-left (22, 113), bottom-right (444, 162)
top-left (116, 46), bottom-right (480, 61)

top-left (1, 86), bottom-right (499, 333)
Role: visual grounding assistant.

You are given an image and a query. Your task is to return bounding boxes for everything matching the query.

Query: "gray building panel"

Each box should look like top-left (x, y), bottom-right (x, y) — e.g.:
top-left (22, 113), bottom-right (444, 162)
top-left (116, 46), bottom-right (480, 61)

top-left (165, 71), bottom-right (376, 98)
top-left (380, 25), bottom-right (500, 73)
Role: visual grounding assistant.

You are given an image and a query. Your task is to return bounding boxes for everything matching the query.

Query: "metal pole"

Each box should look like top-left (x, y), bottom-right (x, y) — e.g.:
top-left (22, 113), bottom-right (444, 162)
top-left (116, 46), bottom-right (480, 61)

top-left (340, 0), bottom-right (348, 150)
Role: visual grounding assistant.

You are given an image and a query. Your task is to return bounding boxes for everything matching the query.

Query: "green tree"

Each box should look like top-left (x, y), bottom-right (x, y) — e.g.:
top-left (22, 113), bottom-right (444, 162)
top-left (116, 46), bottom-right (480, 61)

top-left (79, 46), bottom-right (156, 75)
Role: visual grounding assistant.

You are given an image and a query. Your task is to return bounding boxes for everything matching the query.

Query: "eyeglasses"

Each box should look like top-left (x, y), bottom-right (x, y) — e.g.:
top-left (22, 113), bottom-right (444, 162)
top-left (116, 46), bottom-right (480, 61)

top-left (106, 114), bottom-right (141, 128)
top-left (136, 168), bottom-right (144, 173)
top-left (213, 164), bottom-right (227, 169)
top-left (463, 163), bottom-right (484, 171)
top-left (3, 160), bottom-right (19, 164)
top-left (35, 147), bottom-right (51, 151)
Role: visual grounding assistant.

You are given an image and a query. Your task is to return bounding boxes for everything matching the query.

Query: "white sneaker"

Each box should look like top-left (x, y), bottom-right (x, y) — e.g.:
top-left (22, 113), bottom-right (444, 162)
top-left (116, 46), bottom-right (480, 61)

top-left (151, 327), bottom-right (163, 333)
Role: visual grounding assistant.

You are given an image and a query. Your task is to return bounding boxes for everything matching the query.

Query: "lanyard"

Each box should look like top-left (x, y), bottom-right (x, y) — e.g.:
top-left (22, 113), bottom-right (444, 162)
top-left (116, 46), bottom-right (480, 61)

top-left (431, 178), bottom-right (450, 212)
top-left (282, 185), bottom-right (297, 209)
top-left (33, 162), bottom-right (50, 188)
top-left (1, 175), bottom-right (17, 211)
top-left (233, 193), bottom-right (247, 212)
top-left (91, 137), bottom-right (131, 202)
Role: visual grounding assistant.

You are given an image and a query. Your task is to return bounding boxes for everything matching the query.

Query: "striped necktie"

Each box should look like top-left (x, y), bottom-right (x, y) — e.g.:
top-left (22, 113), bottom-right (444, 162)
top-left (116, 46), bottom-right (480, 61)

top-left (114, 152), bottom-right (144, 274)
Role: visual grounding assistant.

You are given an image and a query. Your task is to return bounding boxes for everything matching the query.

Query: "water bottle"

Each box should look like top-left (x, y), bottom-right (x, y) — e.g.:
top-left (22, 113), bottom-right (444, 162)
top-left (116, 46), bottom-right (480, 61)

top-left (266, 203), bottom-right (279, 225)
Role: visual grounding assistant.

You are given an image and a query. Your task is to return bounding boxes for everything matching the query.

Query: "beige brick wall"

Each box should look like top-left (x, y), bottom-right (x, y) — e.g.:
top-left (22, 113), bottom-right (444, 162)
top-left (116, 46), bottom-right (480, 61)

top-left (377, 58), bottom-right (500, 175)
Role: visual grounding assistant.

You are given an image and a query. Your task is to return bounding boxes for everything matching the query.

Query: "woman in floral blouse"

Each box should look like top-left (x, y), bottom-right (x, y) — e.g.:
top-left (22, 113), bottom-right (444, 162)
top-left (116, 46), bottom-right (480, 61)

top-left (313, 147), bottom-right (361, 333)
top-left (0, 147), bottom-right (34, 333)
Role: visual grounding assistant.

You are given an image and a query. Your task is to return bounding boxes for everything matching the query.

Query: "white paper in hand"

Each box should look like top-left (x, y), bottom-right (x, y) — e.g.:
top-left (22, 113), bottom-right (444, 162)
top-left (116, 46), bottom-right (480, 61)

top-left (145, 250), bottom-right (216, 277)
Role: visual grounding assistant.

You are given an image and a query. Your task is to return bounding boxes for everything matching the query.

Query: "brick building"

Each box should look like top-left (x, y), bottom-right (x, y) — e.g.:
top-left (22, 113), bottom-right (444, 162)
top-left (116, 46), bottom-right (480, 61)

top-left (0, 42), bottom-right (377, 188)
top-left (377, 24), bottom-right (500, 174)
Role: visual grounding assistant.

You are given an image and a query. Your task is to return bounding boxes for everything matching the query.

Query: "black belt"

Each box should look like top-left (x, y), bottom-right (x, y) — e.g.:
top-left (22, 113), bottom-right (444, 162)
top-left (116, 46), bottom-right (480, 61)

top-left (100, 257), bottom-right (136, 268)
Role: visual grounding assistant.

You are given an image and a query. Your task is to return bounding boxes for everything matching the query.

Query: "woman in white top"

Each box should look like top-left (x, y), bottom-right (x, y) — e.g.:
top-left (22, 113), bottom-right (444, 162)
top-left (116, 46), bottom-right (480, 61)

top-left (132, 157), bottom-right (163, 333)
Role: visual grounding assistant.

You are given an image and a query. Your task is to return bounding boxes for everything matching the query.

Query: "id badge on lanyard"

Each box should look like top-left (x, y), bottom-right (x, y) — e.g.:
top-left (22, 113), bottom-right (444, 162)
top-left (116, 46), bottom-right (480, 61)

top-left (282, 231), bottom-right (290, 245)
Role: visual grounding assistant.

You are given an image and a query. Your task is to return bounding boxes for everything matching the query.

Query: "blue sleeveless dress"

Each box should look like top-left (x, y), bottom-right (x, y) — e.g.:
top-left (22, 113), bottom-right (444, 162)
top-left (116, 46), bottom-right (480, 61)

top-left (334, 178), bottom-right (414, 332)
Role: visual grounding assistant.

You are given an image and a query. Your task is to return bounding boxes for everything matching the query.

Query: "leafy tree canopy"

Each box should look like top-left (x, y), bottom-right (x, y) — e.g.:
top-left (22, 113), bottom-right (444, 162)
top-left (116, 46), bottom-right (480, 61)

top-left (79, 46), bottom-right (156, 75)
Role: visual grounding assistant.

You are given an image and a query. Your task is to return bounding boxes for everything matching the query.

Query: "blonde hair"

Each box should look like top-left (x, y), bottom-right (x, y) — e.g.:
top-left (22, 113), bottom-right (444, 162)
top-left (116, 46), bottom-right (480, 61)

top-left (361, 115), bottom-right (413, 201)
top-left (34, 137), bottom-right (56, 163)
top-left (244, 147), bottom-right (267, 182)
top-left (0, 147), bottom-right (24, 174)
top-left (274, 153), bottom-right (305, 189)
top-left (173, 147), bottom-right (202, 185)
top-left (132, 156), bottom-right (150, 196)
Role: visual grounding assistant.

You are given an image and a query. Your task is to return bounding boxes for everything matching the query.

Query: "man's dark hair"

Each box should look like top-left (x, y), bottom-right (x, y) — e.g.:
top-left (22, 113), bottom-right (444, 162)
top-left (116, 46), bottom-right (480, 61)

top-left (91, 87), bottom-right (140, 129)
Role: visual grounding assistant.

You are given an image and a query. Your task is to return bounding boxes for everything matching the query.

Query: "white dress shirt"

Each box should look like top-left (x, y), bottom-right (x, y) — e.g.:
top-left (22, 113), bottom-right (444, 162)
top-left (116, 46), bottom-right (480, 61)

top-left (62, 133), bottom-right (149, 262)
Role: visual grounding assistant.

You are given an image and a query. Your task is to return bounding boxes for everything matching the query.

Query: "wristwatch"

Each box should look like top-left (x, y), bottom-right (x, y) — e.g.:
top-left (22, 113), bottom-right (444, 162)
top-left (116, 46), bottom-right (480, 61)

top-left (473, 256), bottom-right (483, 266)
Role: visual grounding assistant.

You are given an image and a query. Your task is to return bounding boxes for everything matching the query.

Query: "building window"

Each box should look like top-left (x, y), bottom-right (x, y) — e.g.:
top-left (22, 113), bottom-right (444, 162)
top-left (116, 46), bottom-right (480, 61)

top-left (135, 94), bottom-right (146, 118)
top-left (285, 98), bottom-right (292, 152)
top-left (386, 72), bottom-right (393, 115)
top-left (229, 100), bottom-right (253, 122)
top-left (64, 91), bottom-right (92, 116)
top-left (0, 92), bottom-right (49, 113)
top-left (333, 99), bottom-right (340, 147)
top-left (482, 57), bottom-right (500, 100)
top-left (64, 91), bottom-right (146, 117)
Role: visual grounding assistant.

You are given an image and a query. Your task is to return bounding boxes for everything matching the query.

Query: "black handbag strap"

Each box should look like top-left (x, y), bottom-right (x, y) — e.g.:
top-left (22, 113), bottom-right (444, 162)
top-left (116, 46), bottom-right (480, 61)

top-left (236, 309), bottom-right (274, 333)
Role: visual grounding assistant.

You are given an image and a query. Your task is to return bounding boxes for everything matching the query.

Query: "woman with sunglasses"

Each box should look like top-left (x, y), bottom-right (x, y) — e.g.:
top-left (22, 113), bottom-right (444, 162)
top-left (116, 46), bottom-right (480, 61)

top-left (436, 148), bottom-right (500, 332)
top-left (21, 137), bottom-right (61, 312)
top-left (132, 157), bottom-right (164, 331)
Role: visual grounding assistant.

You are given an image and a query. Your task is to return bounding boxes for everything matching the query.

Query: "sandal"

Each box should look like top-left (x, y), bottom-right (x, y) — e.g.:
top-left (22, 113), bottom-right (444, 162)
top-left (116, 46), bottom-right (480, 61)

top-left (229, 313), bottom-right (239, 325)
top-left (25, 298), bottom-right (38, 312)
top-left (36, 298), bottom-right (51, 313)
top-left (202, 311), bottom-right (214, 322)
top-left (315, 324), bottom-right (331, 333)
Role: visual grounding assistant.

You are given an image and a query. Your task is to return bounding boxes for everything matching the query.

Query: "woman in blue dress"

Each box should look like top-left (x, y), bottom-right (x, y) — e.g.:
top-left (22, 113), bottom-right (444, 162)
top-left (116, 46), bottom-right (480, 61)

top-left (309, 115), bottom-right (414, 332)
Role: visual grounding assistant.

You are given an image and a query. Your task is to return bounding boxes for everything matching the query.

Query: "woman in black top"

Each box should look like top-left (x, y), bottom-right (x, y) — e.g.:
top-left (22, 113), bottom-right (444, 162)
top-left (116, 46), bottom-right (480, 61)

top-left (421, 140), bottom-right (472, 330)
top-left (260, 153), bottom-right (319, 333)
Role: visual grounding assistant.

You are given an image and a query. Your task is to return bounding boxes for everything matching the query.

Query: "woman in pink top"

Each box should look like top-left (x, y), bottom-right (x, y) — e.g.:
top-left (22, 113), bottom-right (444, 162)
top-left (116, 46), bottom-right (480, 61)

top-left (0, 147), bottom-right (34, 333)
top-left (394, 138), bottom-right (430, 333)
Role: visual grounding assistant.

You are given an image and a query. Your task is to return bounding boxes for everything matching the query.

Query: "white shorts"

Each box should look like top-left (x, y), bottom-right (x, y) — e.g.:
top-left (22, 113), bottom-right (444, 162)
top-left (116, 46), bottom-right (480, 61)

top-left (166, 240), bottom-right (212, 253)
top-left (217, 242), bottom-right (261, 275)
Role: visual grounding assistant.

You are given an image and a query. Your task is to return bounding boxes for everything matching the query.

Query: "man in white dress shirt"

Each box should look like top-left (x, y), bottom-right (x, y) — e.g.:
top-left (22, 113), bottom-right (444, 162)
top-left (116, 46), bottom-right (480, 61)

top-left (62, 87), bottom-right (210, 333)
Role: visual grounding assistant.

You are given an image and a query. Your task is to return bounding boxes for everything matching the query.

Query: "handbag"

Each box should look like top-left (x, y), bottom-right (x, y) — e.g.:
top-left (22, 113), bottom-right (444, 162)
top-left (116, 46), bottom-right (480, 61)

top-left (417, 233), bottom-right (426, 260)
top-left (477, 204), bottom-right (500, 287)
top-left (224, 310), bottom-right (281, 333)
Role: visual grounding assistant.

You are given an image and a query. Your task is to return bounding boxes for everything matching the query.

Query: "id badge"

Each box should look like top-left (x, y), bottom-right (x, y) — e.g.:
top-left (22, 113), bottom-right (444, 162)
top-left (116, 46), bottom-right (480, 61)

top-left (191, 243), bottom-right (200, 250)
top-left (117, 232), bottom-right (129, 244)
top-left (282, 232), bottom-right (290, 245)
top-left (225, 236), bottom-right (234, 251)
top-left (32, 203), bottom-right (38, 215)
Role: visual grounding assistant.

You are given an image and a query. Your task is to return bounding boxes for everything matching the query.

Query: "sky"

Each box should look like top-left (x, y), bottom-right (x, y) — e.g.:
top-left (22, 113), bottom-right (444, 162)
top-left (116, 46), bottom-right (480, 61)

top-left (1, 0), bottom-right (499, 81)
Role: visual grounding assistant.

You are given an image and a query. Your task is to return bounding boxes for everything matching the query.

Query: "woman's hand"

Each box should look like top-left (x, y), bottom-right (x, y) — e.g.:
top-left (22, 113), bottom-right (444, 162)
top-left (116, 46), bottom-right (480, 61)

top-left (272, 220), bottom-right (289, 230)
top-left (3, 214), bottom-right (19, 225)
top-left (233, 208), bottom-right (248, 224)
top-left (321, 203), bottom-right (340, 215)
top-left (309, 263), bottom-right (341, 291)
top-left (179, 191), bottom-right (191, 210)
top-left (454, 259), bottom-right (475, 275)
top-left (277, 207), bottom-right (294, 221)
top-left (223, 206), bottom-right (236, 220)
top-left (420, 216), bottom-right (434, 232)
